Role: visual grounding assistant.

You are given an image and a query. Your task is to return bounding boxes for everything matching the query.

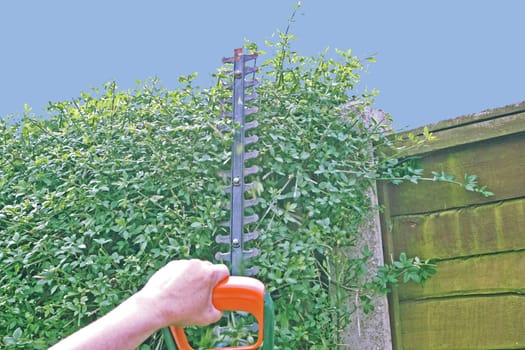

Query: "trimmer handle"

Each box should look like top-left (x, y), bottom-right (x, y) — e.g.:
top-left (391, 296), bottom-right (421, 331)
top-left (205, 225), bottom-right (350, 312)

top-left (170, 276), bottom-right (265, 350)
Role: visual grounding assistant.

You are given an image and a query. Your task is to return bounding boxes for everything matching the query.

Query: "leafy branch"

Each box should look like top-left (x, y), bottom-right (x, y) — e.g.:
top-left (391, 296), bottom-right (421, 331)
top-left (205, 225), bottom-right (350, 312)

top-left (377, 159), bottom-right (494, 197)
top-left (0, 7), bottom-right (493, 347)
top-left (356, 253), bottom-right (437, 314)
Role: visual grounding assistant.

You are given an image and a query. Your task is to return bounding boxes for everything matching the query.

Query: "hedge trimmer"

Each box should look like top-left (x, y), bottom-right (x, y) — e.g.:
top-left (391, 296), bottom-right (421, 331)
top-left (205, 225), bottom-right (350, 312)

top-left (162, 48), bottom-right (274, 350)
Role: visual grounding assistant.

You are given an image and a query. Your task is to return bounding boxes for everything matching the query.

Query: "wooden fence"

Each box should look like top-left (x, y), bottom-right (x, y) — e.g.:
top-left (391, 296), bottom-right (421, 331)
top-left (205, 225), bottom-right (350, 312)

top-left (377, 102), bottom-right (525, 349)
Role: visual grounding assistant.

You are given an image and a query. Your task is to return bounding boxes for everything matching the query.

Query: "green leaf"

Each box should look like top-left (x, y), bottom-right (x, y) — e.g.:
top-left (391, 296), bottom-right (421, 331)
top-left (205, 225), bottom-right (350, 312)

top-left (13, 327), bottom-right (23, 339)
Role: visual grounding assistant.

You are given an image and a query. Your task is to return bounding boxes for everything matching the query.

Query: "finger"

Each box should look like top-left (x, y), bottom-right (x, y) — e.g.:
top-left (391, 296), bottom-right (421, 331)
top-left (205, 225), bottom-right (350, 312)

top-left (211, 264), bottom-right (230, 285)
top-left (206, 306), bottom-right (224, 325)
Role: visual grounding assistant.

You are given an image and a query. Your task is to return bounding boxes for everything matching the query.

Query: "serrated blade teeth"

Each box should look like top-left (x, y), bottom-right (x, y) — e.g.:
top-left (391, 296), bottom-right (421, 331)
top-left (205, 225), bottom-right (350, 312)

top-left (243, 248), bottom-right (259, 259)
top-left (244, 198), bottom-right (259, 209)
top-left (217, 124), bottom-right (231, 132)
top-left (216, 48), bottom-right (261, 277)
top-left (215, 251), bottom-right (231, 262)
top-left (244, 135), bottom-right (258, 146)
top-left (215, 234), bottom-right (231, 244)
top-left (244, 231), bottom-right (259, 242)
top-left (245, 92), bottom-right (258, 102)
top-left (244, 79), bottom-right (258, 88)
top-left (243, 52), bottom-right (259, 61)
top-left (215, 249), bottom-right (259, 270)
top-left (245, 120), bottom-right (258, 130)
top-left (244, 106), bottom-right (258, 116)
top-left (244, 165), bottom-right (260, 176)
top-left (244, 266), bottom-right (259, 276)
top-left (218, 170), bottom-right (230, 178)
top-left (217, 66), bottom-right (258, 77)
top-left (244, 66), bottom-right (259, 74)
top-left (243, 182), bottom-right (256, 192)
top-left (216, 230), bottom-right (257, 244)
top-left (244, 214), bottom-right (259, 225)
top-left (221, 51), bottom-right (258, 64)
top-left (244, 150), bottom-right (259, 160)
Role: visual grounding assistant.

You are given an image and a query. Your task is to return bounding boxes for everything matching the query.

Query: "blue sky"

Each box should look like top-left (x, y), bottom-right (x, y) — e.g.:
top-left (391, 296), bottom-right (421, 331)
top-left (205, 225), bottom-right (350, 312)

top-left (1, 1), bottom-right (524, 130)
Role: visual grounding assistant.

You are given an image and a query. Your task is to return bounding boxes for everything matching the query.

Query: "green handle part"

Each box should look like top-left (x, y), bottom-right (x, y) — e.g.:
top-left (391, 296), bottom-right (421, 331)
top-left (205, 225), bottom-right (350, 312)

top-left (261, 292), bottom-right (274, 350)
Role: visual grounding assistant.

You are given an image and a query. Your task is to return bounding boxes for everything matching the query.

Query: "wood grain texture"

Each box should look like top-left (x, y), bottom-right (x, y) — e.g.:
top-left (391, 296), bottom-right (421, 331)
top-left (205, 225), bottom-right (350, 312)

top-left (391, 107), bottom-right (525, 157)
top-left (378, 182), bottom-right (405, 349)
top-left (399, 295), bottom-right (525, 350)
top-left (391, 198), bottom-right (525, 259)
top-left (385, 134), bottom-right (525, 216)
top-left (399, 251), bottom-right (525, 300)
top-left (378, 106), bottom-right (525, 350)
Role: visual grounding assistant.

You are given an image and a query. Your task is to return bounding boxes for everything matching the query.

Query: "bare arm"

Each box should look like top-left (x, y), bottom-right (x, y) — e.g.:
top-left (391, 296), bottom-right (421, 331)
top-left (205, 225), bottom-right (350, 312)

top-left (49, 259), bottom-right (229, 350)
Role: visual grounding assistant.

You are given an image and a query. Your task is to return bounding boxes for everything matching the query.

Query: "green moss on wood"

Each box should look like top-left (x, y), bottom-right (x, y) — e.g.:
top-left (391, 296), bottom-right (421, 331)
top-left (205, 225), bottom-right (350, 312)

top-left (399, 251), bottom-right (525, 300)
top-left (400, 295), bottom-right (525, 349)
top-left (392, 198), bottom-right (525, 259)
top-left (387, 105), bottom-right (525, 157)
top-left (386, 134), bottom-right (525, 216)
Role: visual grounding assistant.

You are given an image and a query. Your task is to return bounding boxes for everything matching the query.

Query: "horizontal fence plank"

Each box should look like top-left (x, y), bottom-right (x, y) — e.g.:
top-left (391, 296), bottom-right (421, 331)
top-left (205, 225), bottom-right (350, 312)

top-left (392, 107), bottom-right (525, 157)
top-left (380, 105), bottom-right (525, 350)
top-left (399, 251), bottom-right (525, 300)
top-left (391, 198), bottom-right (525, 259)
top-left (384, 133), bottom-right (525, 216)
top-left (400, 295), bottom-right (525, 350)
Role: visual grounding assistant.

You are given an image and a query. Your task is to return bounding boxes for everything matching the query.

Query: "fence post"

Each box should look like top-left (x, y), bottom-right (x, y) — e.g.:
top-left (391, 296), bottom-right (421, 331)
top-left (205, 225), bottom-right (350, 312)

top-left (341, 104), bottom-right (393, 349)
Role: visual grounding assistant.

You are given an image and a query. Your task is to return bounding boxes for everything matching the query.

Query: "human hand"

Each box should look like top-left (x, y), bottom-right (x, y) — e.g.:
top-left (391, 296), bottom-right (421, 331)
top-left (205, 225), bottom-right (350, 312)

top-left (137, 259), bottom-right (229, 328)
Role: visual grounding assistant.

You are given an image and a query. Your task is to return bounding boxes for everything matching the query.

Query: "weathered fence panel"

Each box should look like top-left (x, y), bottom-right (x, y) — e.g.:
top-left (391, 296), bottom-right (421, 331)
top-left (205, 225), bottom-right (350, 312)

top-left (378, 102), bottom-right (525, 350)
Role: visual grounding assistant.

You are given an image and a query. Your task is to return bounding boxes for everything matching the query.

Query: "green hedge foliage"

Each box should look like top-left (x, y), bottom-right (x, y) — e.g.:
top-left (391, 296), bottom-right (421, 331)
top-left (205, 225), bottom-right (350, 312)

top-left (1, 40), bottom-right (445, 349)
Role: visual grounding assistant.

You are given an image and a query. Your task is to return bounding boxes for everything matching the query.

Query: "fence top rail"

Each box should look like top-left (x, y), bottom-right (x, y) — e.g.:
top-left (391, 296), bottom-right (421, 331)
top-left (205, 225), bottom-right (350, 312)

top-left (390, 101), bottom-right (525, 157)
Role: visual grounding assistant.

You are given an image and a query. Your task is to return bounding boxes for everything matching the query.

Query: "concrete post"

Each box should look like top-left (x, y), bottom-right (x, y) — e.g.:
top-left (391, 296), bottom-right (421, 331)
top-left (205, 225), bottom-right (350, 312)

top-left (340, 103), bottom-right (393, 349)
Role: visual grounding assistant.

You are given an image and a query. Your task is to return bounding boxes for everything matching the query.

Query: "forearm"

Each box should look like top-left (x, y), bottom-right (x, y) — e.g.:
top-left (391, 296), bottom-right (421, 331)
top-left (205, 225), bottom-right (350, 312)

top-left (49, 293), bottom-right (161, 350)
top-left (48, 260), bottom-right (228, 350)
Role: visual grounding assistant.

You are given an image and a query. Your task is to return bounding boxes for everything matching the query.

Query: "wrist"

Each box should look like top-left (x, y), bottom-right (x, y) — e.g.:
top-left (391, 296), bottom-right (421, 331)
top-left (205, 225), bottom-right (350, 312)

top-left (123, 291), bottom-right (167, 333)
top-left (131, 288), bottom-right (182, 330)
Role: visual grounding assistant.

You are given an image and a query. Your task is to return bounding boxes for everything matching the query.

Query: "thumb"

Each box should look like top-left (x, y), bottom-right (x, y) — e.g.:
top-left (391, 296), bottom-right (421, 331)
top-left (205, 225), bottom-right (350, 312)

top-left (211, 264), bottom-right (230, 286)
top-left (206, 303), bottom-right (224, 324)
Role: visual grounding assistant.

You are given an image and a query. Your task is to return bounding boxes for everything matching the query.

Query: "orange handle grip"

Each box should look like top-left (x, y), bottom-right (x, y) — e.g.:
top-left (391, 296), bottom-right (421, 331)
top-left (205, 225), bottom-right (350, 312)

top-left (170, 276), bottom-right (265, 350)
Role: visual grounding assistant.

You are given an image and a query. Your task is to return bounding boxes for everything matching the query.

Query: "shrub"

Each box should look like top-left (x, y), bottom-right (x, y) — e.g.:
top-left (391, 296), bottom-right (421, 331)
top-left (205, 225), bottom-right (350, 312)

top-left (0, 32), bottom-right (490, 348)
